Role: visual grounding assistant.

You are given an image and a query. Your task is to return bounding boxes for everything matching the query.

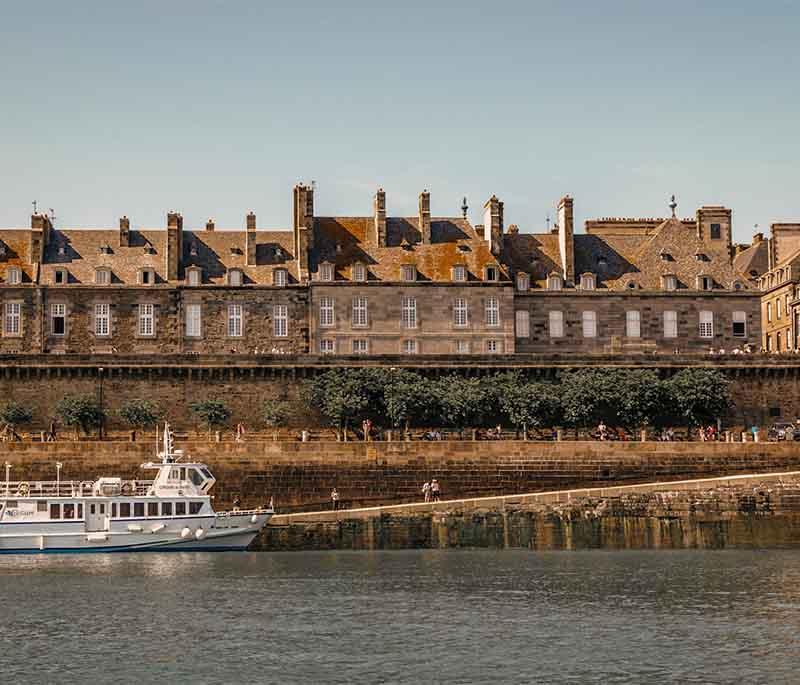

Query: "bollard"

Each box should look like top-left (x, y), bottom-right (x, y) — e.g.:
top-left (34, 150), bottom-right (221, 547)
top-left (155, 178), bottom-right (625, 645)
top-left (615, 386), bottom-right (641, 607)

top-left (387, 429), bottom-right (392, 442)
top-left (40, 431), bottom-right (45, 442)
top-left (741, 431), bottom-right (748, 443)
top-left (556, 429), bottom-right (563, 442)
top-left (725, 431), bottom-right (731, 443)
top-left (215, 430), bottom-right (221, 443)
top-left (640, 429), bottom-right (647, 442)
top-left (754, 430), bottom-right (760, 443)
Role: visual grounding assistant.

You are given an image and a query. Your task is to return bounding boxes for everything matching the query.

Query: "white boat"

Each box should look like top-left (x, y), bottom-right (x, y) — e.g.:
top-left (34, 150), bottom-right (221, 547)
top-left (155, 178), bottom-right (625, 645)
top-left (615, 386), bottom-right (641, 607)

top-left (0, 424), bottom-right (273, 553)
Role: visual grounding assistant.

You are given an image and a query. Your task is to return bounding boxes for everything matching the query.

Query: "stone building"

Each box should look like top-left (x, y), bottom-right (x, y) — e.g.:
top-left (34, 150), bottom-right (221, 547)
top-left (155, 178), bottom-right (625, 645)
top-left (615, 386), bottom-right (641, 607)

top-left (0, 186), bottom-right (769, 356)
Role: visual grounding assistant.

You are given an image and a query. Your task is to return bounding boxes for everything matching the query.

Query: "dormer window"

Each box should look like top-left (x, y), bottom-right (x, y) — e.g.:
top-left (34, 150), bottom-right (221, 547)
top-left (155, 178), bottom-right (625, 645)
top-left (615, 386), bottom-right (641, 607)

top-left (228, 269), bottom-right (243, 287)
top-left (627, 282), bottom-right (637, 290)
top-left (547, 274), bottom-right (563, 291)
top-left (452, 265), bottom-right (467, 282)
top-left (401, 264), bottom-right (416, 282)
top-left (99, 245), bottom-right (111, 255)
top-left (697, 275), bottom-right (713, 291)
top-left (229, 246), bottom-right (241, 256)
top-left (0, 244), bottom-right (6, 257)
top-left (54, 269), bottom-right (68, 285)
top-left (57, 245), bottom-right (66, 256)
top-left (579, 273), bottom-right (596, 290)
top-left (273, 268), bottom-right (288, 287)
top-left (189, 243), bottom-right (198, 257)
top-left (749, 270), bottom-right (758, 278)
top-left (661, 274), bottom-right (677, 291)
top-left (95, 268), bottom-right (111, 286)
top-left (186, 267), bottom-right (202, 287)
top-left (485, 265), bottom-right (499, 282)
top-left (138, 268), bottom-right (156, 285)
top-left (516, 273), bottom-right (529, 291)
top-left (352, 263), bottom-right (367, 282)
top-left (275, 247), bottom-right (284, 260)
top-left (694, 252), bottom-right (708, 262)
top-left (143, 245), bottom-right (155, 255)
top-left (659, 250), bottom-right (672, 261)
top-left (319, 263), bottom-right (334, 282)
top-left (6, 267), bottom-right (21, 285)
top-left (732, 280), bottom-right (742, 291)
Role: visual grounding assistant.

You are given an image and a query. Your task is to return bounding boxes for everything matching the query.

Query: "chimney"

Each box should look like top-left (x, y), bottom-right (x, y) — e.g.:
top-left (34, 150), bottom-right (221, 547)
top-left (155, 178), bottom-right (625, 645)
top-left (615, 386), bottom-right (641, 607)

top-left (206, 218), bottom-right (215, 232)
top-left (119, 216), bottom-right (130, 247)
top-left (29, 213), bottom-right (52, 265)
top-left (246, 211), bottom-right (257, 266)
top-left (419, 191), bottom-right (431, 244)
top-left (166, 211), bottom-right (183, 281)
top-left (293, 184), bottom-right (314, 281)
top-left (557, 196), bottom-right (575, 284)
top-left (482, 195), bottom-right (503, 257)
top-left (752, 232), bottom-right (763, 245)
top-left (374, 188), bottom-right (387, 247)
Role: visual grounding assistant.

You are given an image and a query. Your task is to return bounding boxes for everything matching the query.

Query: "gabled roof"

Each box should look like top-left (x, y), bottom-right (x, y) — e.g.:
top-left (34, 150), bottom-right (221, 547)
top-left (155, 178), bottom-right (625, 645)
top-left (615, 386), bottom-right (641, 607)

top-left (0, 230), bottom-right (33, 283)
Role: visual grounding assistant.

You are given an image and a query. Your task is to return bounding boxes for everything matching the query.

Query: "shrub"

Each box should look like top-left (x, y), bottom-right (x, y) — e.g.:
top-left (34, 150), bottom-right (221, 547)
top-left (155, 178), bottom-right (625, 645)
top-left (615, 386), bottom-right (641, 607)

top-left (190, 399), bottom-right (232, 431)
top-left (262, 399), bottom-right (288, 428)
top-left (118, 399), bottom-right (164, 429)
top-left (0, 402), bottom-right (33, 427)
top-left (55, 395), bottom-right (105, 435)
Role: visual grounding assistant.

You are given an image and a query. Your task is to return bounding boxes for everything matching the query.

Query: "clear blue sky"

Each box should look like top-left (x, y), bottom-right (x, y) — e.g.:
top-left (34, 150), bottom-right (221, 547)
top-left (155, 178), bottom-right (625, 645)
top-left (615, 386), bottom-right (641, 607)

top-left (1, 0), bottom-right (798, 242)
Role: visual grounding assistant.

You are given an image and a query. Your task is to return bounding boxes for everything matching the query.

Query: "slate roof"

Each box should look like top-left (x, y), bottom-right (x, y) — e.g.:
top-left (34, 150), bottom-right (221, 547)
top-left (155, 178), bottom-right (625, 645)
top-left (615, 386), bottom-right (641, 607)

top-left (733, 240), bottom-right (769, 280)
top-left (0, 230), bottom-right (34, 283)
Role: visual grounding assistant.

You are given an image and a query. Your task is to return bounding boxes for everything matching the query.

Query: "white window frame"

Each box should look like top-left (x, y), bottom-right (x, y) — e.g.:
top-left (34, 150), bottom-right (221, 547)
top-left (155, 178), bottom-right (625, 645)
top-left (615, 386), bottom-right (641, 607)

top-left (580, 274), bottom-right (596, 290)
top-left (95, 268), bottom-right (111, 286)
top-left (228, 269), bottom-right (243, 287)
top-left (319, 263), bottom-right (334, 282)
top-left (94, 303), bottom-right (110, 337)
top-left (549, 310), bottom-right (564, 338)
top-left (138, 269), bottom-right (155, 286)
top-left (777, 297), bottom-right (783, 320)
top-left (352, 339), bottom-right (368, 355)
top-left (401, 265), bottom-right (416, 282)
top-left (515, 310), bottom-right (530, 338)
top-left (402, 339), bottom-right (418, 355)
top-left (486, 340), bottom-right (500, 354)
top-left (662, 275), bottom-right (677, 291)
top-left (485, 297), bottom-right (500, 327)
top-left (732, 310), bottom-right (746, 338)
top-left (516, 273), bottom-right (530, 291)
top-left (185, 268), bottom-right (201, 287)
top-left (626, 310), bottom-right (641, 338)
top-left (401, 296), bottom-right (417, 329)
top-left (3, 302), bottom-right (21, 336)
top-left (273, 269), bottom-right (288, 287)
top-left (319, 297), bottom-right (335, 328)
top-left (352, 263), bottom-right (367, 282)
top-left (767, 302), bottom-right (772, 323)
top-left (452, 265), bottom-right (467, 283)
top-left (485, 265), bottom-right (499, 282)
top-left (352, 297), bottom-right (368, 328)
top-left (54, 269), bottom-right (68, 285)
top-left (582, 310), bottom-right (597, 338)
top-left (51, 303), bottom-right (66, 336)
top-left (185, 303), bottom-right (202, 338)
top-left (453, 298), bottom-right (469, 327)
top-left (547, 274), bottom-right (563, 291)
top-left (227, 304), bottom-right (243, 337)
top-left (138, 303), bottom-right (155, 337)
top-left (273, 304), bottom-right (288, 337)
top-left (699, 310), bottom-right (714, 338)
top-left (320, 339), bottom-right (335, 354)
top-left (663, 310), bottom-right (678, 339)
top-left (456, 340), bottom-right (470, 354)
top-left (6, 267), bottom-right (21, 285)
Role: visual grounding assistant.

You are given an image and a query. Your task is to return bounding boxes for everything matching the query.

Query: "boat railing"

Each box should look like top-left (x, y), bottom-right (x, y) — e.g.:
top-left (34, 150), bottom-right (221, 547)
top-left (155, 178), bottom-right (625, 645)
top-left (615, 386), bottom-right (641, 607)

top-left (216, 508), bottom-right (272, 517)
top-left (0, 480), bottom-right (155, 498)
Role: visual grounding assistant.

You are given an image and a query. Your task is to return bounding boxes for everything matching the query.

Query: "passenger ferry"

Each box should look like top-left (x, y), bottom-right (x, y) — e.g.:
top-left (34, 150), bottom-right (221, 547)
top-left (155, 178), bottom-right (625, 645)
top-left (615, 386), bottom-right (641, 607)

top-left (0, 425), bottom-right (273, 553)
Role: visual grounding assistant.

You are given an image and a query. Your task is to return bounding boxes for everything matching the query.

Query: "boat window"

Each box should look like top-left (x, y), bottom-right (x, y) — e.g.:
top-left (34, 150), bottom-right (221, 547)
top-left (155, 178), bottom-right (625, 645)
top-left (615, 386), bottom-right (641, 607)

top-left (170, 469), bottom-right (180, 480)
top-left (6, 501), bottom-right (17, 509)
top-left (133, 503), bottom-right (144, 518)
top-left (64, 503), bottom-right (75, 519)
top-left (99, 504), bottom-right (105, 515)
top-left (190, 469), bottom-right (204, 486)
top-left (50, 503), bottom-right (60, 519)
top-left (147, 502), bottom-right (158, 517)
top-left (111, 503), bottom-right (118, 518)
top-left (119, 502), bottom-right (131, 518)
top-left (180, 468), bottom-right (187, 481)
top-left (77, 504), bottom-right (83, 519)
top-left (189, 502), bottom-right (203, 515)
top-left (90, 504), bottom-right (96, 515)
top-left (161, 502), bottom-right (173, 516)
top-left (175, 502), bottom-right (186, 516)
top-left (37, 501), bottom-right (47, 512)
top-left (201, 468), bottom-right (213, 480)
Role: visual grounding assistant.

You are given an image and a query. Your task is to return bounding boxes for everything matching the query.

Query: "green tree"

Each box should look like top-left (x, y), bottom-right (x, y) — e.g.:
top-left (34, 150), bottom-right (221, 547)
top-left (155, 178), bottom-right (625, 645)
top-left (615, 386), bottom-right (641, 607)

top-left (380, 369), bottom-right (430, 431)
top-left (118, 399), bottom-right (164, 429)
top-left (0, 402), bottom-right (33, 427)
top-left (56, 395), bottom-right (105, 436)
top-left (189, 399), bottom-right (232, 434)
top-left (307, 369), bottom-right (372, 439)
top-left (431, 374), bottom-right (492, 437)
top-left (262, 399), bottom-right (288, 428)
top-left (665, 368), bottom-right (733, 429)
top-left (496, 375), bottom-right (561, 438)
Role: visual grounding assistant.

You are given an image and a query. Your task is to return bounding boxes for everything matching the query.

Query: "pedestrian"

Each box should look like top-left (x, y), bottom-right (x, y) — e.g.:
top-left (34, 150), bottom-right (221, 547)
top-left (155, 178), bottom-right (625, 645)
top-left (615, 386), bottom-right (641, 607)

top-left (331, 487), bottom-right (340, 510)
top-left (235, 422), bottom-right (246, 442)
top-left (232, 495), bottom-right (241, 511)
top-left (422, 480), bottom-right (431, 502)
top-left (431, 479), bottom-right (441, 502)
top-left (47, 419), bottom-right (57, 442)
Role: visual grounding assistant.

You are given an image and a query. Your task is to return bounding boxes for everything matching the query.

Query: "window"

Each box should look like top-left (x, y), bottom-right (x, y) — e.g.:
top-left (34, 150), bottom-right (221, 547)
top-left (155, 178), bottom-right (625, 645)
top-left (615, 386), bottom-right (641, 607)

top-left (119, 502), bottom-right (131, 518)
top-left (133, 503), bottom-right (144, 518)
top-left (580, 274), bottom-right (595, 290)
top-left (626, 310), bottom-right (640, 338)
top-left (662, 275), bottom-right (677, 291)
top-left (582, 310), bottom-right (597, 338)
top-left (273, 269), bottom-right (288, 287)
top-left (352, 339), bottom-right (368, 355)
top-left (187, 268), bottom-right (201, 286)
top-left (766, 334), bottom-right (772, 352)
top-left (4, 302), bottom-right (20, 336)
top-left (549, 310), bottom-right (564, 338)
top-left (37, 501), bottom-right (47, 513)
top-left (456, 340), bottom-right (470, 354)
top-left (710, 223), bottom-right (721, 239)
top-left (94, 303), bottom-right (110, 337)
top-left (147, 502), bottom-right (159, 517)
top-left (189, 502), bottom-right (203, 515)
top-left (697, 276), bottom-right (713, 291)
top-left (51, 303), bottom-right (66, 336)
top-left (175, 502), bottom-right (186, 516)
top-left (228, 269), bottom-right (243, 287)
top-left (352, 297), bottom-right (368, 327)
top-left (401, 297), bottom-right (417, 329)
top-left (319, 263), bottom-right (334, 282)
top-left (515, 310), bottom-right (530, 338)
top-left (320, 339), bottom-right (335, 354)
top-left (138, 303), bottom-right (154, 337)
top-left (111, 503), bottom-right (117, 518)
top-left (95, 268), bottom-right (111, 285)
top-left (227, 304), bottom-right (243, 337)
top-left (401, 265), bottom-right (416, 282)
top-left (63, 503), bottom-right (75, 519)
top-left (185, 303), bottom-right (202, 338)
top-left (161, 502), bottom-right (173, 516)
top-left (6, 267), bottom-right (21, 285)
top-left (453, 265), bottom-right (467, 282)
top-left (486, 340), bottom-right (500, 354)
top-left (699, 310), bottom-right (714, 338)
top-left (485, 265), bottom-right (499, 282)
top-left (319, 297), bottom-right (335, 327)
top-left (54, 269), bottom-right (67, 285)
top-left (547, 274), bottom-right (563, 291)
top-left (273, 305), bottom-right (288, 337)
top-left (453, 298), bottom-right (469, 327)
top-left (777, 332), bottom-right (782, 351)
top-left (516, 273), bottom-right (529, 291)
top-left (777, 297), bottom-right (782, 319)
top-left (402, 339), bottom-right (418, 354)
top-left (139, 269), bottom-right (155, 285)
top-left (767, 302), bottom-right (772, 323)
top-left (50, 503), bottom-right (60, 519)
top-left (485, 297), bottom-right (500, 327)
top-left (352, 263), bottom-right (367, 282)
top-left (663, 310), bottom-right (678, 338)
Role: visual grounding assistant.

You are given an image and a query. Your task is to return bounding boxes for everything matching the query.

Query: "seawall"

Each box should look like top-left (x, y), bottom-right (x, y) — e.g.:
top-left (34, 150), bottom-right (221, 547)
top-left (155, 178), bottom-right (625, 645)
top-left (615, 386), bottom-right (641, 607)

top-left (261, 472), bottom-right (800, 551)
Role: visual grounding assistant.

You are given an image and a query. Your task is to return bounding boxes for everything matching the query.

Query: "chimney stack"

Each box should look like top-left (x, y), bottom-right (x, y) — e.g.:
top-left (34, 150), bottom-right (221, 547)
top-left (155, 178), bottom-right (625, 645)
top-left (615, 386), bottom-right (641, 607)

top-left (482, 195), bottom-right (503, 257)
top-left (293, 184), bottom-right (315, 281)
top-left (374, 188), bottom-right (387, 247)
top-left (752, 232), bottom-right (763, 245)
top-left (206, 218), bottom-right (215, 232)
top-left (246, 211), bottom-right (257, 266)
top-left (166, 211), bottom-right (183, 281)
top-left (419, 190), bottom-right (431, 244)
top-left (557, 196), bottom-right (575, 284)
top-left (29, 213), bottom-right (52, 265)
top-left (119, 216), bottom-right (130, 247)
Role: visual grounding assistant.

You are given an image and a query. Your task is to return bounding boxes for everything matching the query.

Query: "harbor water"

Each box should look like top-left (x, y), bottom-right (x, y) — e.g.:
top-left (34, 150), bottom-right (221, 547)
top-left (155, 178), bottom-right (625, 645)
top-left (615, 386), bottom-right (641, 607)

top-left (1, 549), bottom-right (799, 684)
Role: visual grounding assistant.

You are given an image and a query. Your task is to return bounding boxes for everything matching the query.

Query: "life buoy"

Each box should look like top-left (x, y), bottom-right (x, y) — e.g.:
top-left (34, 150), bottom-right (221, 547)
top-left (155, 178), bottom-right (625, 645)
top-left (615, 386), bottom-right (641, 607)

top-left (121, 482), bottom-right (132, 496)
top-left (17, 482), bottom-right (29, 496)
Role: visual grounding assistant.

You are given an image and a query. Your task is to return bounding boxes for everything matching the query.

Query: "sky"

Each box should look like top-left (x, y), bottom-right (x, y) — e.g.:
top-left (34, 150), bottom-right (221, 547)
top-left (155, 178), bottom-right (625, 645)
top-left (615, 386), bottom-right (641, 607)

top-left (1, 0), bottom-right (798, 242)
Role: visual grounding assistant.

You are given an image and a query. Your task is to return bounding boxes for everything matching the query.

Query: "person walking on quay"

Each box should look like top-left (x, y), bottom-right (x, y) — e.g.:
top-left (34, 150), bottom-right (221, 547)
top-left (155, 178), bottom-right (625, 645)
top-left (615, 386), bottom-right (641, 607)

top-left (232, 495), bottom-right (241, 511)
top-left (331, 487), bottom-right (340, 510)
top-left (362, 418), bottom-right (372, 442)
top-left (46, 419), bottom-right (57, 442)
top-left (431, 479), bottom-right (441, 502)
top-left (422, 480), bottom-right (431, 502)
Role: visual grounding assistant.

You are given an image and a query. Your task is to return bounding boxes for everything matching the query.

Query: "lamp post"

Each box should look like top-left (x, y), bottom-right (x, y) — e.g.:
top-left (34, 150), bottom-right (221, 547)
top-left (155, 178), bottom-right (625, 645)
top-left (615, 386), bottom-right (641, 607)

top-left (389, 366), bottom-right (397, 441)
top-left (4, 462), bottom-right (10, 497)
top-left (98, 367), bottom-right (104, 440)
top-left (56, 462), bottom-right (62, 496)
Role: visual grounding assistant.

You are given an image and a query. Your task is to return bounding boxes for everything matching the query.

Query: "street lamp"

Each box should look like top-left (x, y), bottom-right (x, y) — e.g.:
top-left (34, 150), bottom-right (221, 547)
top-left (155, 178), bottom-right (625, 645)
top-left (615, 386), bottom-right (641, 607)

top-left (389, 366), bottom-right (397, 440)
top-left (4, 462), bottom-right (10, 497)
top-left (98, 367), bottom-right (104, 440)
top-left (56, 462), bottom-right (62, 495)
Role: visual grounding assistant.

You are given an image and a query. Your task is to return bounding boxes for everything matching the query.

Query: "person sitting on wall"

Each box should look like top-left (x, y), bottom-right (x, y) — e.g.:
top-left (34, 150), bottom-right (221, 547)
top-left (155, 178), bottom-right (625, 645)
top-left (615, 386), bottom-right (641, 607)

top-left (331, 488), bottom-right (340, 510)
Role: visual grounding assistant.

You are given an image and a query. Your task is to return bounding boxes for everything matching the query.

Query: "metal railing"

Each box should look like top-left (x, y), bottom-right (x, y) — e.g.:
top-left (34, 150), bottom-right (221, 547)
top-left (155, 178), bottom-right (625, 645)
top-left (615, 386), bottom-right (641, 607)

top-left (0, 480), bottom-right (154, 498)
